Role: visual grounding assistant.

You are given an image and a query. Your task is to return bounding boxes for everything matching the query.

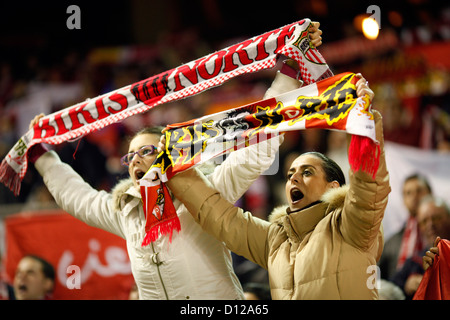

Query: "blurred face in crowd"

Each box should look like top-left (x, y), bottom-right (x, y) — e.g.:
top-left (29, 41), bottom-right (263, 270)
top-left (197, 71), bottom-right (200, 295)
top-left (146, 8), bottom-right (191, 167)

top-left (403, 178), bottom-right (431, 217)
top-left (127, 133), bottom-right (160, 190)
top-left (417, 200), bottom-right (450, 246)
top-left (13, 257), bottom-right (53, 300)
top-left (285, 154), bottom-right (339, 212)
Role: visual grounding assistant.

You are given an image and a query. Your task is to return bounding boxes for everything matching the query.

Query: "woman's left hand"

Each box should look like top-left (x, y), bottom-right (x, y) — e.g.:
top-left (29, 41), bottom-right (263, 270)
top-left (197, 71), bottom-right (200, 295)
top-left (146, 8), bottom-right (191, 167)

top-left (355, 73), bottom-right (374, 101)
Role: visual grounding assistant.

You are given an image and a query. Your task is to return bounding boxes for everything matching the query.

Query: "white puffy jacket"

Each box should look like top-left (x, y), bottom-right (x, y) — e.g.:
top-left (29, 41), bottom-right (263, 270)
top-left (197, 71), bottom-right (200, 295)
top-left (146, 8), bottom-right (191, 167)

top-left (35, 72), bottom-right (300, 300)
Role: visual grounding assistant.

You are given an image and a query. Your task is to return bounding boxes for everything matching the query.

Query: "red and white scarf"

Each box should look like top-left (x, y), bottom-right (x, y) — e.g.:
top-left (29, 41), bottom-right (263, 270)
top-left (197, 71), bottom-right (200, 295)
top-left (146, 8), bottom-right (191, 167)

top-left (140, 72), bottom-right (380, 245)
top-left (0, 18), bottom-right (330, 196)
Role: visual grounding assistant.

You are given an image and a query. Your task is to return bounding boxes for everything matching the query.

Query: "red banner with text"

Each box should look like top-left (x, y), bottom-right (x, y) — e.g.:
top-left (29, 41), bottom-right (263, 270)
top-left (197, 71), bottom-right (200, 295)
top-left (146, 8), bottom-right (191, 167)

top-left (2, 210), bottom-right (133, 300)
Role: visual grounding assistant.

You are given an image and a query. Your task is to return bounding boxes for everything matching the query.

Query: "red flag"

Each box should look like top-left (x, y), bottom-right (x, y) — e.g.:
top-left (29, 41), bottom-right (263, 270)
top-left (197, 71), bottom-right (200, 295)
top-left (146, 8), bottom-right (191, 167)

top-left (413, 239), bottom-right (450, 300)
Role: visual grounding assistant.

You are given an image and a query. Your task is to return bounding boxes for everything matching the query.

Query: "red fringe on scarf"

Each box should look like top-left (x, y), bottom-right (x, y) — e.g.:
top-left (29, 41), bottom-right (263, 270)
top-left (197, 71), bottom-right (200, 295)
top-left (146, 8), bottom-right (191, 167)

top-left (348, 135), bottom-right (381, 179)
top-left (141, 218), bottom-right (181, 246)
top-left (0, 160), bottom-right (22, 196)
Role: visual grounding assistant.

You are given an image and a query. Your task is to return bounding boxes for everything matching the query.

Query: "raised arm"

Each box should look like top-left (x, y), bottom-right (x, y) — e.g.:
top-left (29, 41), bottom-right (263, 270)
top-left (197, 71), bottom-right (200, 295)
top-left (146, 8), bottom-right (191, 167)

top-left (29, 115), bottom-right (125, 238)
top-left (34, 151), bottom-right (125, 238)
top-left (340, 76), bottom-right (391, 251)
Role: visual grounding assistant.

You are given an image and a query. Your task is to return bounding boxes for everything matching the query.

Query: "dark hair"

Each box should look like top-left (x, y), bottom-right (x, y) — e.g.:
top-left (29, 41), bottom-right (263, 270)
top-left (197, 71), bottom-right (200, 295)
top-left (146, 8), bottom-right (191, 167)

top-left (303, 151), bottom-right (346, 186)
top-left (404, 173), bottom-right (432, 194)
top-left (24, 255), bottom-right (55, 281)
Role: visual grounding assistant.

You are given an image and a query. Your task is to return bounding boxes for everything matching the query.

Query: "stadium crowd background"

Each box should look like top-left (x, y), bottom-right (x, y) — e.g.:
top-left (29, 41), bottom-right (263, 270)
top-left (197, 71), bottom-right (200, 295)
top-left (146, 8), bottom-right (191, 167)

top-left (0, 0), bottom-right (449, 299)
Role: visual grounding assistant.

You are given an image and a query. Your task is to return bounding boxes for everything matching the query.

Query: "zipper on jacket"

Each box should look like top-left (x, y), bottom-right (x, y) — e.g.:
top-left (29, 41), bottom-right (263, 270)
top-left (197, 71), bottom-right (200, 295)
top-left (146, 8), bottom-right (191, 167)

top-left (150, 241), bottom-right (169, 300)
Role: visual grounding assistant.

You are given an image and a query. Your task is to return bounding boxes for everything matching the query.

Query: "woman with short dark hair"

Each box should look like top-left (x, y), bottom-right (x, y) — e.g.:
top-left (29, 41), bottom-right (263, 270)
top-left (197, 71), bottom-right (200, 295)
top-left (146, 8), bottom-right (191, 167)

top-left (167, 75), bottom-right (391, 299)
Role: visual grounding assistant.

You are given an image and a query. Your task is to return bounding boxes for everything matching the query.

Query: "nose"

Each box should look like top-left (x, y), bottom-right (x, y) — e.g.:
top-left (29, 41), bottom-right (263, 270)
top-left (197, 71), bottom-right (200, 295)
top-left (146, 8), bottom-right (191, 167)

top-left (15, 271), bottom-right (25, 282)
top-left (289, 170), bottom-right (300, 183)
top-left (129, 153), bottom-right (141, 166)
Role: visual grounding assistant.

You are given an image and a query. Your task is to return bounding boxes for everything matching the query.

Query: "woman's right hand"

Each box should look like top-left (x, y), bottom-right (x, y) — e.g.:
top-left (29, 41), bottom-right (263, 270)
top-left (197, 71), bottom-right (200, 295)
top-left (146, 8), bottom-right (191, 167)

top-left (27, 113), bottom-right (50, 163)
top-left (29, 113), bottom-right (45, 129)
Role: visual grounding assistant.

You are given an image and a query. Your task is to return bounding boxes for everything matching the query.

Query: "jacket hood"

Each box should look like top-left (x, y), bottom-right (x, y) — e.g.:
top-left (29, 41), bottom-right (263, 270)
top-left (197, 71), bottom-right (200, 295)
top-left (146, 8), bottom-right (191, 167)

top-left (110, 162), bottom-right (219, 212)
top-left (268, 184), bottom-right (350, 223)
top-left (111, 178), bottom-right (135, 212)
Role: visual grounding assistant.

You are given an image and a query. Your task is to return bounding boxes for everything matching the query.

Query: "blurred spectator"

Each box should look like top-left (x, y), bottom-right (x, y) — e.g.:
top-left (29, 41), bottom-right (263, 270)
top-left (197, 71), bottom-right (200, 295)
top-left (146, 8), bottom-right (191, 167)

top-left (391, 195), bottom-right (450, 299)
top-left (13, 255), bottom-right (55, 300)
top-left (378, 173), bottom-right (432, 280)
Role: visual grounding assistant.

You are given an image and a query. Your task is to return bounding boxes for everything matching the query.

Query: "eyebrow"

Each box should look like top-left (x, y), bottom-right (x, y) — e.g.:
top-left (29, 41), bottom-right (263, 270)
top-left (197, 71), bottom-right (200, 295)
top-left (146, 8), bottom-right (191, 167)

top-left (287, 164), bottom-right (316, 174)
top-left (128, 145), bottom-right (147, 153)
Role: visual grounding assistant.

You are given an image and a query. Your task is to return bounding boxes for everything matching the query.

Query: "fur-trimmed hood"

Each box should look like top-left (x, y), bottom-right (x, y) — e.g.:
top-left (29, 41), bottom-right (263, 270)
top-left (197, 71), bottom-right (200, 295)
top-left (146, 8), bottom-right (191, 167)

top-left (268, 184), bottom-right (350, 223)
top-left (111, 178), bottom-right (136, 212)
top-left (110, 162), bottom-right (218, 212)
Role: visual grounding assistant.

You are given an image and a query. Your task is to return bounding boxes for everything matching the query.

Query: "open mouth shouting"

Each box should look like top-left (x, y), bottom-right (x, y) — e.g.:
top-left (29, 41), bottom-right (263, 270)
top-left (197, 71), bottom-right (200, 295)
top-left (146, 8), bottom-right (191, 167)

top-left (290, 188), bottom-right (304, 204)
top-left (14, 282), bottom-right (29, 299)
top-left (134, 169), bottom-right (145, 181)
top-left (17, 284), bottom-right (28, 294)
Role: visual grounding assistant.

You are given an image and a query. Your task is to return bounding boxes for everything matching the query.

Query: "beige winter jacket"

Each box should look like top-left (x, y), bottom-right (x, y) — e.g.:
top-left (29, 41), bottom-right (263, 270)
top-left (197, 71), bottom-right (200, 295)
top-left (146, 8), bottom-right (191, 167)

top-left (167, 110), bottom-right (390, 300)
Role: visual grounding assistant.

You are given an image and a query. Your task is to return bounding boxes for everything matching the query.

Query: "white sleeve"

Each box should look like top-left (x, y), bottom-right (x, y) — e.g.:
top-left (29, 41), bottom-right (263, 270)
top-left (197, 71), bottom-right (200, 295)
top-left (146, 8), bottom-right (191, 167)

top-left (35, 151), bottom-right (125, 239)
top-left (208, 135), bottom-right (283, 203)
top-left (208, 72), bottom-right (301, 203)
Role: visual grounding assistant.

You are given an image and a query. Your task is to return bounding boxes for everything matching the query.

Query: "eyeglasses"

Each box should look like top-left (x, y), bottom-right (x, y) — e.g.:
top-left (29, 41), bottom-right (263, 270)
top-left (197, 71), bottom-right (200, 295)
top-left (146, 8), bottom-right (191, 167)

top-left (121, 145), bottom-right (157, 166)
